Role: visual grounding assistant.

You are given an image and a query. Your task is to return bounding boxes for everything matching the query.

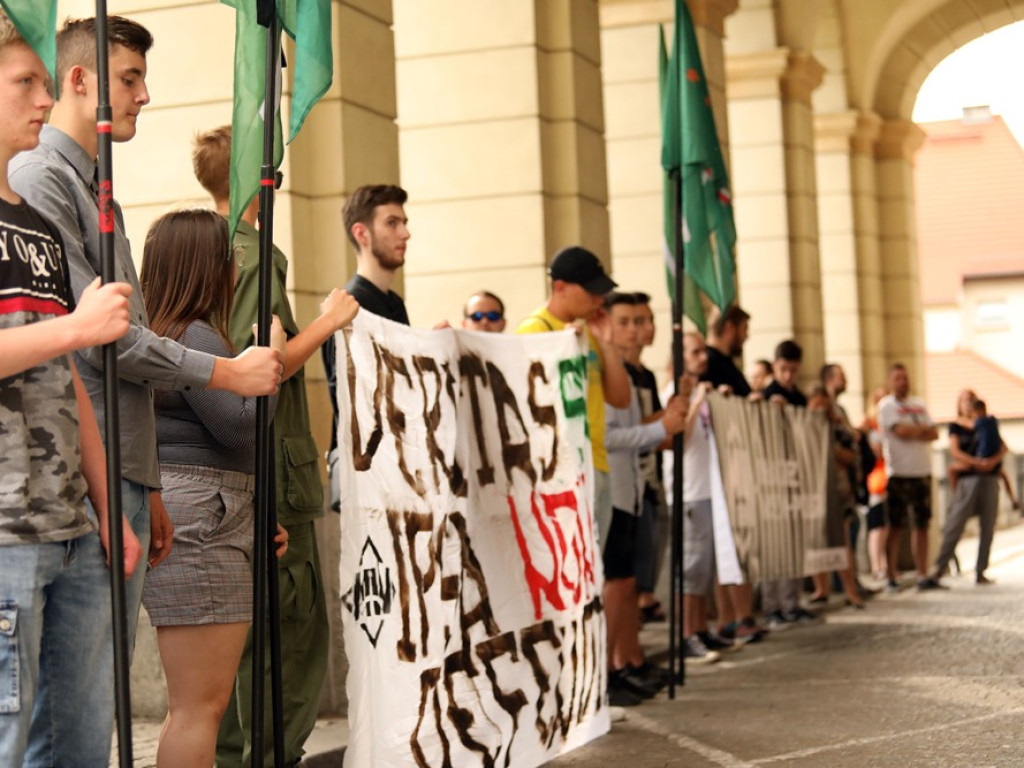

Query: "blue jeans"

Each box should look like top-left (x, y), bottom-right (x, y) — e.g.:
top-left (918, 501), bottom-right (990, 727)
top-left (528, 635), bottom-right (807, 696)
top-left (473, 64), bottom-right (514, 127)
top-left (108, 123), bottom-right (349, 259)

top-left (0, 509), bottom-right (115, 767)
top-left (0, 480), bottom-right (151, 767)
top-left (119, 480), bottom-right (152, 653)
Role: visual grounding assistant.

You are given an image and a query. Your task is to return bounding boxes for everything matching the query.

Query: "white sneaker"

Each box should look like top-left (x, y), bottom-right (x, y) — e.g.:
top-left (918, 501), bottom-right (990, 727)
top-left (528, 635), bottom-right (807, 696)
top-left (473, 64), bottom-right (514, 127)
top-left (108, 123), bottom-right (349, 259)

top-left (609, 705), bottom-right (627, 723)
top-left (682, 634), bottom-right (721, 664)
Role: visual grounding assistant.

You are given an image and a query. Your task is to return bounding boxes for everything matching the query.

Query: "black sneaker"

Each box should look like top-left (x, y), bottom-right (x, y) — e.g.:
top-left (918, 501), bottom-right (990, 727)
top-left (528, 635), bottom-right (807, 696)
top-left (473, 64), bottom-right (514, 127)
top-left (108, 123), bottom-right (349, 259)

top-left (884, 579), bottom-right (901, 593)
top-left (785, 607), bottom-right (823, 625)
top-left (735, 616), bottom-right (768, 643)
top-left (698, 630), bottom-right (741, 653)
top-left (629, 662), bottom-right (672, 690)
top-left (916, 576), bottom-right (945, 591)
top-left (607, 685), bottom-right (642, 707)
top-left (976, 573), bottom-right (995, 585)
top-left (609, 667), bottom-right (658, 699)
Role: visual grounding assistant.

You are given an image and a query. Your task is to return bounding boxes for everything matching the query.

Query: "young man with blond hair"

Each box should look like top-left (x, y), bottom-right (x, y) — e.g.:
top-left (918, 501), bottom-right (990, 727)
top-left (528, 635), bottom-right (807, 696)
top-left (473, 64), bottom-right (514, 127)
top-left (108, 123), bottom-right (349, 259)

top-left (192, 124), bottom-right (358, 767)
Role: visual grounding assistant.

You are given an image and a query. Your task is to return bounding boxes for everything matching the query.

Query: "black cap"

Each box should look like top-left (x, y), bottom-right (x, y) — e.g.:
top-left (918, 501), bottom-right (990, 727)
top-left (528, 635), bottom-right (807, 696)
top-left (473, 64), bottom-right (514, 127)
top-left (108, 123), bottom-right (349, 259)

top-left (548, 246), bottom-right (617, 296)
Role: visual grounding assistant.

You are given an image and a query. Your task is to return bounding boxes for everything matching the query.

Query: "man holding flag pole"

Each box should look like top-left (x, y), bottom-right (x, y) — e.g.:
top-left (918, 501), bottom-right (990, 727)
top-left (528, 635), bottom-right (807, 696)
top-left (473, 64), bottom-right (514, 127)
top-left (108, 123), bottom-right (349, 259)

top-left (660, 0), bottom-right (738, 694)
top-left (214, 1), bottom-right (334, 766)
top-left (8, 7), bottom-right (285, 765)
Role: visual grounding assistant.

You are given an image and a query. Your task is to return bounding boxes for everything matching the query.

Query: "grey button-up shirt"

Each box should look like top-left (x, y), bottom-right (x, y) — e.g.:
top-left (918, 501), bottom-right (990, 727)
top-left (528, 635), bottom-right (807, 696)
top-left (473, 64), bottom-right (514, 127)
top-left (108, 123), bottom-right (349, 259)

top-left (9, 125), bottom-right (215, 489)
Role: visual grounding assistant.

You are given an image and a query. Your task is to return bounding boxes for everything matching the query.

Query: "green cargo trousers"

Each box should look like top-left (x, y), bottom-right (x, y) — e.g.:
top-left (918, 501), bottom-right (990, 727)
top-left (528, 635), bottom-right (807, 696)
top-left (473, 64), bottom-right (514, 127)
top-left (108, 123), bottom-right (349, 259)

top-left (215, 521), bottom-right (329, 767)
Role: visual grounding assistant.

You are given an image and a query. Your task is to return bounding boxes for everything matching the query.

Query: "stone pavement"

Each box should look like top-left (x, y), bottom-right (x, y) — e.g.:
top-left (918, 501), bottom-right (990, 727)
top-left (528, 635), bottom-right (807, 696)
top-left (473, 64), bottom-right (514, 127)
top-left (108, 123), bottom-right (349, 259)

top-left (116, 520), bottom-right (1024, 767)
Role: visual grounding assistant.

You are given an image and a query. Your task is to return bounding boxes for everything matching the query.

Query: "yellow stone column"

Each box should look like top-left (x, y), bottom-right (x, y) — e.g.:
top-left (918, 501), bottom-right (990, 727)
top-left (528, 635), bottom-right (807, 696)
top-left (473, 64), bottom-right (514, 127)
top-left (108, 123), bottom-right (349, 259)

top-left (875, 119), bottom-right (927, 389)
top-left (814, 110), bottom-right (886, 419)
top-left (725, 47), bottom-right (826, 383)
top-left (284, 0), bottom-right (401, 717)
top-left (286, 0), bottom-right (400, 434)
top-left (600, 0), bottom-right (738, 371)
top-left (394, 0), bottom-right (610, 328)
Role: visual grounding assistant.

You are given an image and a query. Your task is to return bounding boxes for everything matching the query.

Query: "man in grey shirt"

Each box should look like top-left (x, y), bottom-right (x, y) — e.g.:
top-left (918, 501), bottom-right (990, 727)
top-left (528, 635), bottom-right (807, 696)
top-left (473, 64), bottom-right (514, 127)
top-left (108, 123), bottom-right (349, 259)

top-left (9, 16), bottom-right (283, 658)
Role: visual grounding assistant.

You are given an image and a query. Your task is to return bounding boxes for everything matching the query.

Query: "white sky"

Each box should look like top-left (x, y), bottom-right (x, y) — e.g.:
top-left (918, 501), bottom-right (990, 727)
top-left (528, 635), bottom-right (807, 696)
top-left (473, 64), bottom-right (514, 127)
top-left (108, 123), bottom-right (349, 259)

top-left (914, 21), bottom-right (1024, 145)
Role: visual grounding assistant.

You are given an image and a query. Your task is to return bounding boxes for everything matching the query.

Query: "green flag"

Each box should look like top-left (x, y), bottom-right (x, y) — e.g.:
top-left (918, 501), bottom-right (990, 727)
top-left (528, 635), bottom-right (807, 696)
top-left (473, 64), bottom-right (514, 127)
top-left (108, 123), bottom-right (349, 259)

top-left (223, 0), bottom-right (333, 239)
top-left (0, 0), bottom-right (57, 81)
top-left (659, 0), bottom-right (737, 333)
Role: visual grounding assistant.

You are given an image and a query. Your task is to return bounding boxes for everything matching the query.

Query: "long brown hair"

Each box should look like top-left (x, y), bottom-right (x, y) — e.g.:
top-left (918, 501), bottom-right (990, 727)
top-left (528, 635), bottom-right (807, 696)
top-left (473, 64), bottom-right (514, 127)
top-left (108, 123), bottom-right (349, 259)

top-left (141, 209), bottom-right (235, 352)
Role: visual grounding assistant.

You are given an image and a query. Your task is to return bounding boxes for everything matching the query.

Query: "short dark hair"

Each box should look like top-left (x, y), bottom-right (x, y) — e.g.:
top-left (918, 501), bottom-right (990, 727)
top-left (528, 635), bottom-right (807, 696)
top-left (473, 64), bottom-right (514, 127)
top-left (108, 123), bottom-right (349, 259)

top-left (888, 362), bottom-right (907, 376)
top-left (755, 358), bottom-right (772, 373)
top-left (192, 125), bottom-right (232, 202)
top-left (710, 304), bottom-right (750, 337)
top-left (633, 291), bottom-right (651, 306)
top-left (464, 290), bottom-right (504, 316)
top-left (774, 339), bottom-right (802, 363)
top-left (971, 398), bottom-right (987, 414)
top-left (342, 185), bottom-right (407, 249)
top-left (604, 291), bottom-right (638, 310)
top-left (57, 16), bottom-right (153, 88)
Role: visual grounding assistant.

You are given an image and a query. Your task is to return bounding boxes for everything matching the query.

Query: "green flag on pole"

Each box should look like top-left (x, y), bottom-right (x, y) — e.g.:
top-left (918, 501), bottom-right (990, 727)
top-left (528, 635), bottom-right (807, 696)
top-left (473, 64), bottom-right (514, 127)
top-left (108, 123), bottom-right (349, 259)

top-left (0, 0), bottom-right (57, 81)
top-left (659, 0), bottom-right (737, 334)
top-left (222, 0), bottom-right (333, 239)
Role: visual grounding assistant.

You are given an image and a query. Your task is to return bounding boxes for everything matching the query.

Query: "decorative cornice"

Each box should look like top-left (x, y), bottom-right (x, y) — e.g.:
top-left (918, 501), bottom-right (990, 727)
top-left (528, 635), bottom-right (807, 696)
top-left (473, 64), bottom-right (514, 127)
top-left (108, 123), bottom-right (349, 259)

top-left (725, 48), bottom-right (823, 103)
top-left (875, 119), bottom-right (925, 162)
top-left (599, 0), bottom-right (739, 34)
top-left (779, 52), bottom-right (825, 105)
top-left (814, 110), bottom-right (881, 155)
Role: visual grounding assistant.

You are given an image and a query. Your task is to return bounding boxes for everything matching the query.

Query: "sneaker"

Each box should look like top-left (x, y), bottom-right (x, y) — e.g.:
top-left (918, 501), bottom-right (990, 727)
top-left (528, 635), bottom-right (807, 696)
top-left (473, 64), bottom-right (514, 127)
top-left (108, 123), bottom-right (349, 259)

top-left (609, 705), bottom-right (628, 722)
top-left (884, 579), bottom-right (901, 593)
top-left (628, 662), bottom-right (671, 690)
top-left (764, 610), bottom-right (792, 632)
top-left (607, 685), bottom-right (642, 708)
top-left (976, 573), bottom-right (995, 585)
top-left (609, 667), bottom-right (658, 699)
top-left (916, 576), bottom-right (945, 591)
top-left (786, 607), bottom-right (823, 625)
top-left (681, 634), bottom-right (721, 664)
top-left (698, 630), bottom-right (741, 653)
top-left (735, 616), bottom-right (769, 643)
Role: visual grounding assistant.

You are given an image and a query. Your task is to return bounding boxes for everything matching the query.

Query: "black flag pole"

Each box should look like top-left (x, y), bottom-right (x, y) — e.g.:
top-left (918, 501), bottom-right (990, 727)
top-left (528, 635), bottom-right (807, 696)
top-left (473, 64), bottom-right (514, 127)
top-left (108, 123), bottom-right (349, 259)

top-left (252, 2), bottom-right (286, 766)
top-left (668, 168), bottom-right (686, 696)
top-left (94, 5), bottom-right (133, 765)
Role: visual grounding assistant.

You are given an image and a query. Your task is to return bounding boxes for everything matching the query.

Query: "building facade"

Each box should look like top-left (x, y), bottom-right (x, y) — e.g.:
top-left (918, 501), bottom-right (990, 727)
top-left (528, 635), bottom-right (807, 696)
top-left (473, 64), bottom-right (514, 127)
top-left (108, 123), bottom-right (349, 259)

top-left (52, 0), bottom-right (1024, 716)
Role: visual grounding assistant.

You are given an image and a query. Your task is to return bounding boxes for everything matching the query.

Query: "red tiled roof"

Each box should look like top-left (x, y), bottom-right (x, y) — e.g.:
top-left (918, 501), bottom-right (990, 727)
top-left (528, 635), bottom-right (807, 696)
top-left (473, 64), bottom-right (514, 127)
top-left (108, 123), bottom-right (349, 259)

top-left (915, 116), bottom-right (1024, 305)
top-left (925, 349), bottom-right (1024, 423)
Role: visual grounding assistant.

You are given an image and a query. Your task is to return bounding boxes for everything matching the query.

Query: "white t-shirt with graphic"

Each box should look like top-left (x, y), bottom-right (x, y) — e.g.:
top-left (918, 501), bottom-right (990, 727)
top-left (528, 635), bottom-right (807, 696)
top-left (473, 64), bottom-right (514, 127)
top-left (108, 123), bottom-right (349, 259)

top-left (878, 394), bottom-right (933, 478)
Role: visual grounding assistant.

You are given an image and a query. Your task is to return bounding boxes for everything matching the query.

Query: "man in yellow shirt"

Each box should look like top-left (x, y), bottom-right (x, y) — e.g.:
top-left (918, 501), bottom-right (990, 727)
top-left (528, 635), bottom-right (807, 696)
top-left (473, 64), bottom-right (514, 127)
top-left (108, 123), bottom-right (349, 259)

top-left (518, 246), bottom-right (643, 706)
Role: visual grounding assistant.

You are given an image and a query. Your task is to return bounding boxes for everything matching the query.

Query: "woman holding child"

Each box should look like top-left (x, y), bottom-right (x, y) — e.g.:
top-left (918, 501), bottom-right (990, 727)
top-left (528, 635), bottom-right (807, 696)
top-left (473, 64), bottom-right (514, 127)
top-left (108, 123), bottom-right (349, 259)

top-left (925, 389), bottom-right (1006, 587)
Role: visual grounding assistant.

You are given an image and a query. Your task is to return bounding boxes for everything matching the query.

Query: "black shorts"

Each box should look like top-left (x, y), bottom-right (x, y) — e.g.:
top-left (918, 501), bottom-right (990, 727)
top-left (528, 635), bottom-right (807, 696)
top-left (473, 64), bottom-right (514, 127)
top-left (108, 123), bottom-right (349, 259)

top-left (603, 508), bottom-right (637, 580)
top-left (866, 502), bottom-right (887, 531)
top-left (886, 476), bottom-right (932, 529)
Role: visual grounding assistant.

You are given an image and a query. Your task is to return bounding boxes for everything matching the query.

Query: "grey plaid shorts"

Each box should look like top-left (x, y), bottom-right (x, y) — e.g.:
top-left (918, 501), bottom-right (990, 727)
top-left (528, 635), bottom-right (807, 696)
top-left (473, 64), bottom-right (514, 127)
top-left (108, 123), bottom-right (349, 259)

top-left (142, 464), bottom-right (255, 626)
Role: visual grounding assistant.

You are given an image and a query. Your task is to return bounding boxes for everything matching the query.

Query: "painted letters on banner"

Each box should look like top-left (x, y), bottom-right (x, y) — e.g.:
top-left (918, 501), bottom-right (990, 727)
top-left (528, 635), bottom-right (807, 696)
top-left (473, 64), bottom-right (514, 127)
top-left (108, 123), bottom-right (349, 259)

top-left (334, 312), bottom-right (609, 768)
top-left (706, 393), bottom-right (847, 582)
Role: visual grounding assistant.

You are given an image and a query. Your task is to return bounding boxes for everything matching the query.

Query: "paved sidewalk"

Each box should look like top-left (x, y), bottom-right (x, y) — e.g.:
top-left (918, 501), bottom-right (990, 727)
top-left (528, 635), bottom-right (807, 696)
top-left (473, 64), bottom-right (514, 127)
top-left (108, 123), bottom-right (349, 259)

top-left (116, 519), bottom-right (1024, 767)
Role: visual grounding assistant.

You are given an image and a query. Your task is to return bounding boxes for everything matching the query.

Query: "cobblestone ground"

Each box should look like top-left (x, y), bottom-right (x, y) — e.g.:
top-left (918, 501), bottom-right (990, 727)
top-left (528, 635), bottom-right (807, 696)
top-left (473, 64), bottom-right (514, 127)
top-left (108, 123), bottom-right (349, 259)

top-left (114, 523), bottom-right (1024, 767)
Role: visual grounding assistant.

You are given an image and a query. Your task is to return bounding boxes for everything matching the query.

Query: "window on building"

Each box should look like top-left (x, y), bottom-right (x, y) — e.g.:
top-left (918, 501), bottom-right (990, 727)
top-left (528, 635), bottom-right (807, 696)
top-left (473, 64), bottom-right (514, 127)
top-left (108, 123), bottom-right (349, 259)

top-left (975, 300), bottom-right (1008, 329)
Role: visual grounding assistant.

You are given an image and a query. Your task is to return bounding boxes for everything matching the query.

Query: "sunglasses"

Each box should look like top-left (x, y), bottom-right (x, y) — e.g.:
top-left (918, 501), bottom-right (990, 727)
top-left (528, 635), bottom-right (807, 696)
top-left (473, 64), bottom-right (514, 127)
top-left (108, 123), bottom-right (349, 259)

top-left (466, 310), bottom-right (502, 322)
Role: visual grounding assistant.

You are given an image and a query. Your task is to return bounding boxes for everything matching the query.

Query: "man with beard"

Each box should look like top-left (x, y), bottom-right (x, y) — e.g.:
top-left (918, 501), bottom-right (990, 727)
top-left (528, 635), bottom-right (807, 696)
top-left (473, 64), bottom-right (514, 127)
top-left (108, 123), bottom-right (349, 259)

top-left (699, 305), bottom-right (767, 643)
top-left (321, 185), bottom-right (411, 510)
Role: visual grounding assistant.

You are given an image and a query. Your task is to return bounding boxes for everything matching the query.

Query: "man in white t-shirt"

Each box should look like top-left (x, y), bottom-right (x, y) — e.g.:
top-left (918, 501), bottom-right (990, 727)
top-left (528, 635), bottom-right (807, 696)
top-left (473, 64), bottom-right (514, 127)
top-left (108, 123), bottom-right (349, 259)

top-left (877, 363), bottom-right (939, 591)
top-left (678, 332), bottom-right (735, 663)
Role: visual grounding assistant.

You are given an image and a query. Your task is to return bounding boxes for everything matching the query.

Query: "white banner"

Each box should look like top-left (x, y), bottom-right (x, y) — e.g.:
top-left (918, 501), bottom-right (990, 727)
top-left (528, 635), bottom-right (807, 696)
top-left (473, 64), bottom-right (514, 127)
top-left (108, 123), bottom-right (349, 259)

top-left (334, 313), bottom-right (609, 768)
top-left (706, 393), bottom-right (845, 582)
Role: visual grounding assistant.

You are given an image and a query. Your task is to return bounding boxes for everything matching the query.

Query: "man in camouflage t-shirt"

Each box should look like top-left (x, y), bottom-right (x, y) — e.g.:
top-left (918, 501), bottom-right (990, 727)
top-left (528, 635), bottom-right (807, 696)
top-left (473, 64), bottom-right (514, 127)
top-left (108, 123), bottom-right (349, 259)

top-left (0, 16), bottom-right (139, 766)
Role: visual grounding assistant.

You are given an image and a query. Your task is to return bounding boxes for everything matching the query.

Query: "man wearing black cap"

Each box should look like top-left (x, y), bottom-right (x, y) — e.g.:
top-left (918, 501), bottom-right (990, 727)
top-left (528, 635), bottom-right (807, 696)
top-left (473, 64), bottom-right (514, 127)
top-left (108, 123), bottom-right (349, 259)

top-left (517, 246), bottom-right (634, 704)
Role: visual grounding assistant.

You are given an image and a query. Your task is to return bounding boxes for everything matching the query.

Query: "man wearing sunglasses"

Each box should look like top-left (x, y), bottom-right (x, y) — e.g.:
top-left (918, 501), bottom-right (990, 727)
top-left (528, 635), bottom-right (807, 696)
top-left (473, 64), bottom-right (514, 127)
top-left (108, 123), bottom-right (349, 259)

top-left (461, 291), bottom-right (506, 333)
